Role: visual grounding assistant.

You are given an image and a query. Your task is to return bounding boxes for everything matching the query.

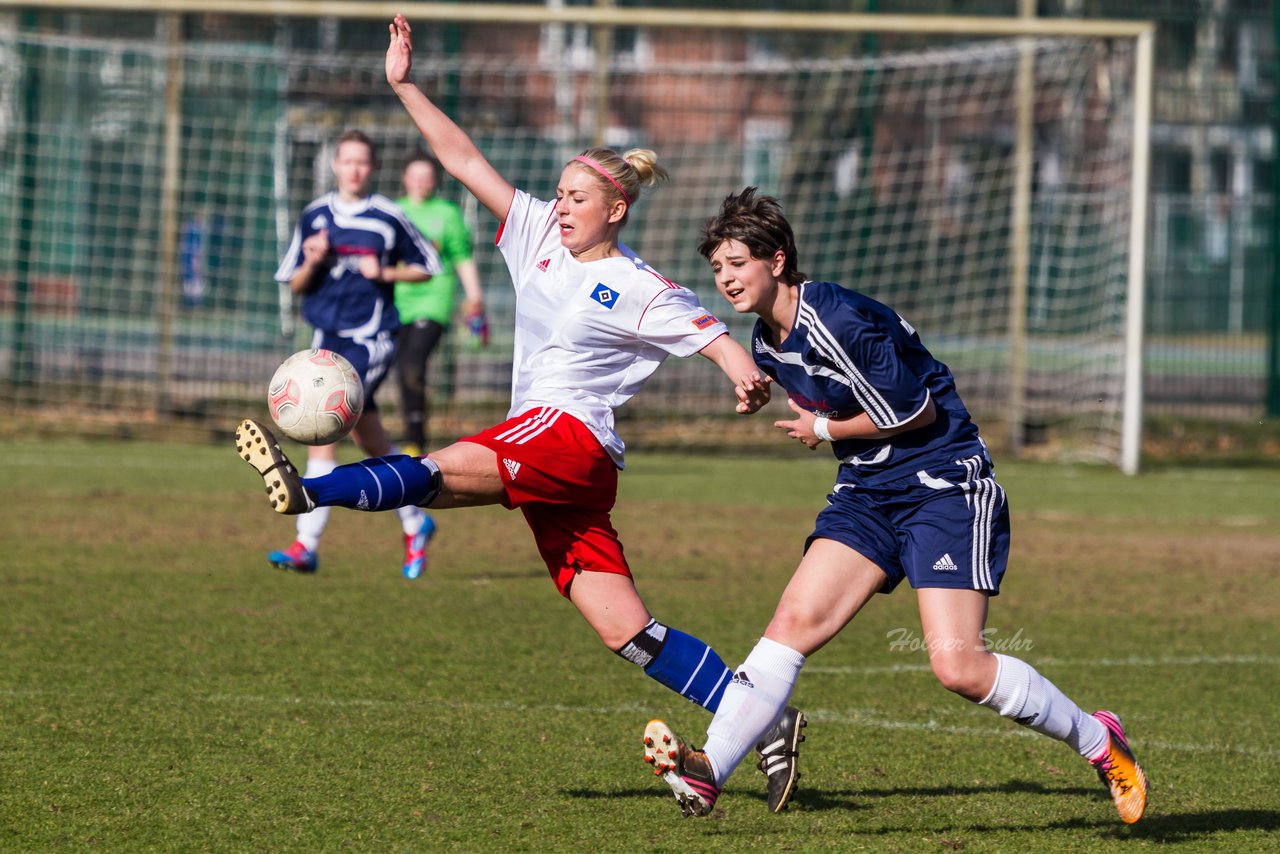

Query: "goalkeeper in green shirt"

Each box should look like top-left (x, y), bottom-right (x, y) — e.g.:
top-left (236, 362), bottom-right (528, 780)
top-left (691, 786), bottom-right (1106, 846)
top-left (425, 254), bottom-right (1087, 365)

top-left (394, 152), bottom-right (487, 457)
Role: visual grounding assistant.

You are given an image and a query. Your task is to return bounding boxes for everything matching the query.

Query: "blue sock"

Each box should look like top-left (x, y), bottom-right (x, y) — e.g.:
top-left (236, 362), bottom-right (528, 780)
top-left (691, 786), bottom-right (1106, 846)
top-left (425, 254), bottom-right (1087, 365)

top-left (303, 455), bottom-right (441, 512)
top-left (617, 619), bottom-right (732, 712)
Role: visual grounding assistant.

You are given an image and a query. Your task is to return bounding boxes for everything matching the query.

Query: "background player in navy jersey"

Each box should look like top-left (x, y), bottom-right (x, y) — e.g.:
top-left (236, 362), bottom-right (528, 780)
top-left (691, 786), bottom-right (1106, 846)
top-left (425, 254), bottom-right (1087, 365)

top-left (271, 129), bottom-right (442, 578)
top-left (642, 188), bottom-right (1148, 824)
top-left (234, 16), bottom-right (806, 813)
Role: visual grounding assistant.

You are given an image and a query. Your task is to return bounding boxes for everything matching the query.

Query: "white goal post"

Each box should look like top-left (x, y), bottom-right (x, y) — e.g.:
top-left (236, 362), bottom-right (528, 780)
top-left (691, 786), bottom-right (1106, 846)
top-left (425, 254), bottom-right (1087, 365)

top-left (0, 2), bottom-right (1153, 472)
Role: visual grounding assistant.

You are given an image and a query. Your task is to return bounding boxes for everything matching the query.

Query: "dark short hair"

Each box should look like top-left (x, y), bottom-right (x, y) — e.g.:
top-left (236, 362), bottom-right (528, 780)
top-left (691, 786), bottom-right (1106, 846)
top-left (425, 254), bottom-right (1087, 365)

top-left (403, 151), bottom-right (442, 177)
top-left (335, 129), bottom-right (378, 166)
top-left (697, 187), bottom-right (805, 285)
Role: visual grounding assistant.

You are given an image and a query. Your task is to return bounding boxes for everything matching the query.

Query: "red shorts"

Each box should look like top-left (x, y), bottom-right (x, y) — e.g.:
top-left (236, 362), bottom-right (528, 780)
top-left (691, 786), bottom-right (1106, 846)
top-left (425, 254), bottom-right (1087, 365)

top-left (461, 407), bottom-right (630, 597)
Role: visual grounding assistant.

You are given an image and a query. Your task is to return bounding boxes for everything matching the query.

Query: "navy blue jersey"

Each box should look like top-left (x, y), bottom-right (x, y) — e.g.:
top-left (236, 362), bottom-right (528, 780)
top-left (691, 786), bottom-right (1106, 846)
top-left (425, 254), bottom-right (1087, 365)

top-left (752, 280), bottom-right (987, 486)
top-left (275, 192), bottom-right (440, 336)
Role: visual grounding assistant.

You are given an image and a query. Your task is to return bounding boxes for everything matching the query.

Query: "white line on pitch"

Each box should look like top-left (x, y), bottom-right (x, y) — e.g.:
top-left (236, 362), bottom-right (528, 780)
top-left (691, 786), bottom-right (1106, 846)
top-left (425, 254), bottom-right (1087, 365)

top-left (806, 653), bottom-right (1280, 674)
top-left (192, 693), bottom-right (1279, 759)
top-left (6, 683), bottom-right (1276, 759)
top-left (799, 708), bottom-right (1280, 758)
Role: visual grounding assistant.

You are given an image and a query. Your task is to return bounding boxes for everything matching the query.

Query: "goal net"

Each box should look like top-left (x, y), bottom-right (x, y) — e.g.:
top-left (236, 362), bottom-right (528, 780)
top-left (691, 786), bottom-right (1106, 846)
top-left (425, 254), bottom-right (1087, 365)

top-left (0, 7), bottom-right (1148, 467)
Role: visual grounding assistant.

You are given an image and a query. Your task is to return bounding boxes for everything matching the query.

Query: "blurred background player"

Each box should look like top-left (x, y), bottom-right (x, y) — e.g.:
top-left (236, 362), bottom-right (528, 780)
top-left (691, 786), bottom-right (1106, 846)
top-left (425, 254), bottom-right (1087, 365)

top-left (643, 189), bottom-right (1147, 824)
top-left (270, 129), bottom-right (442, 579)
top-left (235, 15), bottom-right (805, 812)
top-left (393, 151), bottom-right (487, 463)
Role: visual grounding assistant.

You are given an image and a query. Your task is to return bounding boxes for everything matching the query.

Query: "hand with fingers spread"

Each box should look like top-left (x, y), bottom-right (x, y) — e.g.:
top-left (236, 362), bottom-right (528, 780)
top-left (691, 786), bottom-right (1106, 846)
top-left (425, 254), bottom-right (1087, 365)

top-left (774, 398), bottom-right (823, 449)
top-left (386, 14), bottom-right (414, 88)
top-left (734, 372), bottom-right (772, 414)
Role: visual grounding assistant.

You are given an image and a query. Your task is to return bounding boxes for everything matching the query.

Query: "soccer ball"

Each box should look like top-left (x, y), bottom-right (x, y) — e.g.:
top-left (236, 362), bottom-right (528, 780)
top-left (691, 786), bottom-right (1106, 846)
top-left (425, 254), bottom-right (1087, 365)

top-left (267, 349), bottom-right (364, 445)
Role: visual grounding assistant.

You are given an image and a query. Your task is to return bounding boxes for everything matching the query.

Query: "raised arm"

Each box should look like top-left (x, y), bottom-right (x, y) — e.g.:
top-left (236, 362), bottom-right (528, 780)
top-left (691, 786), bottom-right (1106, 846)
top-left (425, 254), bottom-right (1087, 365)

top-left (386, 15), bottom-right (516, 223)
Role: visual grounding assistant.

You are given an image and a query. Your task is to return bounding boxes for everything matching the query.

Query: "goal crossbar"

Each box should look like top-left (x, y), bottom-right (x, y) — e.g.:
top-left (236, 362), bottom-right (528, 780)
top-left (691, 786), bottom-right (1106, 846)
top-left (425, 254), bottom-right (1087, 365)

top-left (0, 1), bottom-right (1155, 38)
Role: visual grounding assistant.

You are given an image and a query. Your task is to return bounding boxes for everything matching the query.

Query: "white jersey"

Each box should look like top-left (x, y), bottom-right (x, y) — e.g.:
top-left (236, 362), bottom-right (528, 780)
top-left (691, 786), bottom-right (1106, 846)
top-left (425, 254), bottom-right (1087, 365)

top-left (496, 190), bottom-right (728, 467)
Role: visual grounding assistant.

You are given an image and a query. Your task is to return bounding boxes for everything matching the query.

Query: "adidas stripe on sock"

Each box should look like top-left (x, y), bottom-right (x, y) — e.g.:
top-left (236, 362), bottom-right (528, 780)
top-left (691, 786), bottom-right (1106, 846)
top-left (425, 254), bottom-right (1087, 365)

top-left (703, 637), bottom-right (805, 788)
top-left (979, 652), bottom-right (1107, 759)
top-left (305, 455), bottom-right (442, 512)
top-left (618, 619), bottom-right (732, 711)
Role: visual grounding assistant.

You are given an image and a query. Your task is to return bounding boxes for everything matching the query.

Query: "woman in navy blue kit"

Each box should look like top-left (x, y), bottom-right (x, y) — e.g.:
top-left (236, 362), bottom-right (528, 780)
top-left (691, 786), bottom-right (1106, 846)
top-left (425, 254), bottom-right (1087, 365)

top-left (269, 129), bottom-right (441, 578)
top-left (643, 188), bottom-right (1148, 825)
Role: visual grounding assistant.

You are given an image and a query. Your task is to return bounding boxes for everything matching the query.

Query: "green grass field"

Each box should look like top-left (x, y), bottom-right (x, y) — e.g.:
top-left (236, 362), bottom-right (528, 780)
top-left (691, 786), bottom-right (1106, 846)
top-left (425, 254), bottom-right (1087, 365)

top-left (3, 440), bottom-right (1278, 852)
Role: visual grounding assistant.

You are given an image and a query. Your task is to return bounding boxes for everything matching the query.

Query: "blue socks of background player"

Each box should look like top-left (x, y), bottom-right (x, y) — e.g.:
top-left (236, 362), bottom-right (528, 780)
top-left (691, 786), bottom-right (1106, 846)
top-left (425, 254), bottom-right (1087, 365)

top-left (304, 454), bottom-right (442, 511)
top-left (617, 619), bottom-right (732, 711)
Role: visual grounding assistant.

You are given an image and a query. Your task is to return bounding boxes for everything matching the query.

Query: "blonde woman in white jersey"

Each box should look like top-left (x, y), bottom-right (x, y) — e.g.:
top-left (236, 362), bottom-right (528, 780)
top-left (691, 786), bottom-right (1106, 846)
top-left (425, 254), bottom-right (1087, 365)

top-left (235, 14), bottom-right (809, 811)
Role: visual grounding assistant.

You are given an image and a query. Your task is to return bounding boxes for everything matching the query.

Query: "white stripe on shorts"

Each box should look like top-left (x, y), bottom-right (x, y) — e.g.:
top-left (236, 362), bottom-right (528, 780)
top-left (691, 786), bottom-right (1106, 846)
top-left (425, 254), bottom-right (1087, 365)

top-left (971, 474), bottom-right (1002, 590)
top-left (493, 407), bottom-right (563, 445)
top-left (955, 454), bottom-right (999, 591)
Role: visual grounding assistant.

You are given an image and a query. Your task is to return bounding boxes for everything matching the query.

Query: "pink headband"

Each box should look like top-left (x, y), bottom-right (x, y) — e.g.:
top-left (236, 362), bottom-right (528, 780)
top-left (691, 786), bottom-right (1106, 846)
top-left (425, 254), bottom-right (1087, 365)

top-left (573, 155), bottom-right (632, 206)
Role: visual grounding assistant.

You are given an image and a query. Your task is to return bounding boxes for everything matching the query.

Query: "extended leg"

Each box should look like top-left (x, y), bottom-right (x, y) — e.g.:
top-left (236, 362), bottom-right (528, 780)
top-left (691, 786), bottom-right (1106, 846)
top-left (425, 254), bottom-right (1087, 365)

top-left (918, 587), bottom-right (1147, 824)
top-left (241, 423), bottom-right (440, 514)
top-left (569, 570), bottom-right (733, 712)
top-left (647, 539), bottom-right (886, 817)
top-left (703, 540), bottom-right (885, 789)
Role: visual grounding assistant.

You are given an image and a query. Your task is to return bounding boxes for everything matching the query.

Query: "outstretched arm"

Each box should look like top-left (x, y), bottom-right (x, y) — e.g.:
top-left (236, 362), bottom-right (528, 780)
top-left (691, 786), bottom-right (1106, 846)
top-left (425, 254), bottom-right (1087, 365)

top-left (698, 334), bottom-right (772, 414)
top-left (386, 15), bottom-right (516, 223)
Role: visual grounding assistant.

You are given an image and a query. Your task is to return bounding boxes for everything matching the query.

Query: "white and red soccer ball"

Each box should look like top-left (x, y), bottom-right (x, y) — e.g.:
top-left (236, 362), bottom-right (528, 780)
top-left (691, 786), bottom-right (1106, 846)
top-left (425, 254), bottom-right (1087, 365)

top-left (267, 349), bottom-right (364, 445)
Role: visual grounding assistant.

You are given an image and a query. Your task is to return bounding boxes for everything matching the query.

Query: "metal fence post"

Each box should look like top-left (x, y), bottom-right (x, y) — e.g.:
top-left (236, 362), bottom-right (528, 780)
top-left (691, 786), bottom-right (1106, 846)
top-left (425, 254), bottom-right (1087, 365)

top-left (1269, 2), bottom-right (1280, 417)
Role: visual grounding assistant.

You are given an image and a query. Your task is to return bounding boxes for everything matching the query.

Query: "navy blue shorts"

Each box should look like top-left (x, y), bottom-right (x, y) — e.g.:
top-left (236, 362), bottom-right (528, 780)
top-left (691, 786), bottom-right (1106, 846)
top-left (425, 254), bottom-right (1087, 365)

top-left (311, 329), bottom-right (397, 412)
top-left (807, 456), bottom-right (1010, 596)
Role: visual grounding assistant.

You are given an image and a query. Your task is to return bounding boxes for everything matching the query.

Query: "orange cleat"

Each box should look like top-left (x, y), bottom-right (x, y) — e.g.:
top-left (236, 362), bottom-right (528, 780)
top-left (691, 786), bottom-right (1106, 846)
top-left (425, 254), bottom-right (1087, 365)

top-left (1089, 710), bottom-right (1148, 824)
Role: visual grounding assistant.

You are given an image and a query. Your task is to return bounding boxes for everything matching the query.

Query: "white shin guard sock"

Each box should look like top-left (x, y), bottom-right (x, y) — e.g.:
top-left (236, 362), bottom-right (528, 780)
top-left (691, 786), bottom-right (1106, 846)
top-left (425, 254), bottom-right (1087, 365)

top-left (294, 457), bottom-right (337, 551)
top-left (979, 653), bottom-right (1107, 759)
top-left (397, 503), bottom-right (425, 536)
top-left (703, 637), bottom-right (806, 787)
top-left (389, 444), bottom-right (428, 535)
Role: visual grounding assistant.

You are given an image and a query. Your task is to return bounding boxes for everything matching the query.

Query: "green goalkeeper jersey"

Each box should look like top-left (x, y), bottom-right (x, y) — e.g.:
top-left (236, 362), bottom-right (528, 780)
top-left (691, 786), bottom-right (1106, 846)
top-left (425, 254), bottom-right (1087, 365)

top-left (394, 195), bottom-right (474, 325)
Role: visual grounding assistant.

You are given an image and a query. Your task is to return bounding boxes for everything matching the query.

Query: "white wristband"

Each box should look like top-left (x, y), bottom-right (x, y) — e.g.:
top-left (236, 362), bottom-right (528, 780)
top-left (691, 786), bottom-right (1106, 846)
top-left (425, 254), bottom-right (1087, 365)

top-left (812, 416), bottom-right (834, 442)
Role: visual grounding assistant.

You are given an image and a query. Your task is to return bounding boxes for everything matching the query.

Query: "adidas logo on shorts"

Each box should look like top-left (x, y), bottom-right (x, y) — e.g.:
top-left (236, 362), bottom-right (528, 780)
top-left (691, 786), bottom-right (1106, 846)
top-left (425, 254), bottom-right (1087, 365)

top-left (503, 458), bottom-right (521, 480)
top-left (932, 553), bottom-right (959, 573)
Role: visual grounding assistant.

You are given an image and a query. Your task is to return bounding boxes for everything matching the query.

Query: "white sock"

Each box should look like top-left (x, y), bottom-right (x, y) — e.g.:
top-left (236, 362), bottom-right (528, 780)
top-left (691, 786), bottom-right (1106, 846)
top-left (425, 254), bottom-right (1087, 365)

top-left (979, 653), bottom-right (1107, 759)
top-left (397, 504), bottom-right (425, 536)
top-left (703, 637), bottom-right (806, 788)
top-left (294, 458), bottom-right (337, 551)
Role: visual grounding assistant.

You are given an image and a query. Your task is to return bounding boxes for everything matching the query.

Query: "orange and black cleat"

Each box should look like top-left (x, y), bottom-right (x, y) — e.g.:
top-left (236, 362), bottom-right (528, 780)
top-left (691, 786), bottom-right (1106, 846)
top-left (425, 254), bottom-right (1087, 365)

top-left (1089, 710), bottom-right (1148, 824)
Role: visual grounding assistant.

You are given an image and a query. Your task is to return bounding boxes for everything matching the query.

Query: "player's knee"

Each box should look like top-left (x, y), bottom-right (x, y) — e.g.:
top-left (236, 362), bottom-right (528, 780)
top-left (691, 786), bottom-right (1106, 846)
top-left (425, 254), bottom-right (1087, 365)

top-left (602, 614), bottom-right (663, 657)
top-left (929, 650), bottom-right (990, 700)
top-left (764, 600), bottom-right (830, 653)
top-left (598, 625), bottom-right (638, 652)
